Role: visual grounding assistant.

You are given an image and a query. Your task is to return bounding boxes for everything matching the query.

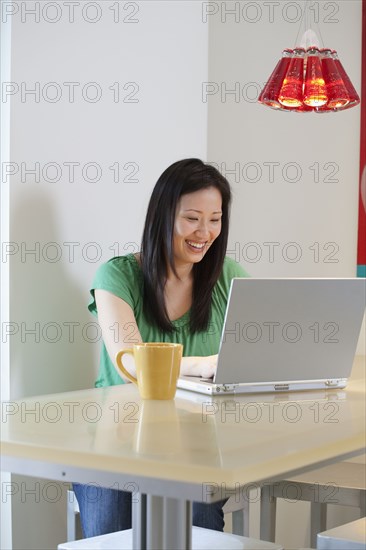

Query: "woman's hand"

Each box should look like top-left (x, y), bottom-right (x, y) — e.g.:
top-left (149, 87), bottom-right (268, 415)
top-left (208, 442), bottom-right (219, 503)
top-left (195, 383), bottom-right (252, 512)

top-left (180, 355), bottom-right (218, 379)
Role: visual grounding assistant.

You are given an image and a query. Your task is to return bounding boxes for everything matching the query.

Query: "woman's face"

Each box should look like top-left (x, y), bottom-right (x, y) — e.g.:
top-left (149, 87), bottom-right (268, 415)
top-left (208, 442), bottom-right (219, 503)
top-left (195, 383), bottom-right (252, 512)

top-left (172, 186), bottom-right (222, 269)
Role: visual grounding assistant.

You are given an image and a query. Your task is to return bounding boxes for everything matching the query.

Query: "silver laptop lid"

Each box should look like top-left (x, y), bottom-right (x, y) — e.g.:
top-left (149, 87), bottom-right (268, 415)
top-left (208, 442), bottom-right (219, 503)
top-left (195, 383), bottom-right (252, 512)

top-left (215, 278), bottom-right (365, 385)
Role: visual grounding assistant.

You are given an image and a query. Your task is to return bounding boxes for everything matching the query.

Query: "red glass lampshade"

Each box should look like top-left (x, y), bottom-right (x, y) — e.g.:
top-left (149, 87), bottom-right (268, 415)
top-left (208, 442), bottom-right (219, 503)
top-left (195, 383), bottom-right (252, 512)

top-left (319, 49), bottom-right (349, 109)
top-left (258, 49), bottom-right (292, 109)
top-left (258, 43), bottom-right (360, 113)
top-left (278, 49), bottom-right (305, 108)
top-left (303, 48), bottom-right (328, 107)
top-left (332, 50), bottom-right (360, 110)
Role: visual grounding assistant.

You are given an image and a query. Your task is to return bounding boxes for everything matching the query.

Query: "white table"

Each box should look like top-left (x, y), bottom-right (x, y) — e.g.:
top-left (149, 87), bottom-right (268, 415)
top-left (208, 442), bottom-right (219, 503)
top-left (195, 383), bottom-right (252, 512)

top-left (1, 356), bottom-right (365, 549)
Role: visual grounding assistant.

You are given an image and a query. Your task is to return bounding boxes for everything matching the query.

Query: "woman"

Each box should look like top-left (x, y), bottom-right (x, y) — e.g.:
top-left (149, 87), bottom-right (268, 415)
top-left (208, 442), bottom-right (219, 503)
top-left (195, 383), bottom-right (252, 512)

top-left (74, 158), bottom-right (249, 537)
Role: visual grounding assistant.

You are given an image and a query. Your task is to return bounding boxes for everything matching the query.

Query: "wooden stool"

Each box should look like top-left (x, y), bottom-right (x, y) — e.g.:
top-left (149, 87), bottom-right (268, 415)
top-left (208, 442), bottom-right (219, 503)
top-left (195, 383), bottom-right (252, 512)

top-left (317, 517), bottom-right (366, 549)
top-left (223, 493), bottom-right (250, 536)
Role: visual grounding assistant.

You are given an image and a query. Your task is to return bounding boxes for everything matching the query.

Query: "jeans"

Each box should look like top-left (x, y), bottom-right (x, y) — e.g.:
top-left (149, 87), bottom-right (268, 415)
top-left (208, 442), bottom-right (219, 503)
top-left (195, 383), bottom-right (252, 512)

top-left (73, 483), bottom-right (227, 538)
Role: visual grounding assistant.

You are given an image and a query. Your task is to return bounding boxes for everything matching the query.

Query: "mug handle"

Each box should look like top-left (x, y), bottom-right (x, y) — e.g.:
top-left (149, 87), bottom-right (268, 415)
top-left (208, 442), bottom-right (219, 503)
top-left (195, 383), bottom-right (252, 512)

top-left (116, 350), bottom-right (138, 385)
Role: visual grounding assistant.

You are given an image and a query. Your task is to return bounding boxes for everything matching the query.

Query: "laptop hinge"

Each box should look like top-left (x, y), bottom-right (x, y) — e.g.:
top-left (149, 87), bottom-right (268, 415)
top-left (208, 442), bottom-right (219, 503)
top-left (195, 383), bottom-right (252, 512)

top-left (216, 384), bottom-right (236, 393)
top-left (325, 379), bottom-right (341, 387)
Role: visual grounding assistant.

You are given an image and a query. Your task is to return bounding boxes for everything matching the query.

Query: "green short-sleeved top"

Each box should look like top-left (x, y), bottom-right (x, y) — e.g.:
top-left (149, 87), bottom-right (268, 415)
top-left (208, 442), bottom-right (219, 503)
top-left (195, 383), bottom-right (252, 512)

top-left (88, 254), bottom-right (249, 388)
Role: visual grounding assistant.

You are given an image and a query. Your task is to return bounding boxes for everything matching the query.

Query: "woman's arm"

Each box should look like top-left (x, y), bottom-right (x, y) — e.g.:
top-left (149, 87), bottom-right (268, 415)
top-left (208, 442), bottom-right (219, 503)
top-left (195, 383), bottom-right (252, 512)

top-left (95, 289), bottom-right (142, 383)
top-left (95, 289), bottom-right (218, 381)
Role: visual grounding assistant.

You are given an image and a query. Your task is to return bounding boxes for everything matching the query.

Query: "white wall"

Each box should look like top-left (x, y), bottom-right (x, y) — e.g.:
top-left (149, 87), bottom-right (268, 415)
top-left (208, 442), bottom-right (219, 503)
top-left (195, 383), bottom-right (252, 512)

top-left (4, 2), bottom-right (208, 548)
top-left (207, 1), bottom-right (364, 547)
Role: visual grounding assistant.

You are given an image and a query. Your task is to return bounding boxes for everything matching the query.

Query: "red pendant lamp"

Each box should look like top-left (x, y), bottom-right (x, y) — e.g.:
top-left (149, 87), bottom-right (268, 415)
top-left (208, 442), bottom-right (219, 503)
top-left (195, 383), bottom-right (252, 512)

top-left (258, 3), bottom-right (360, 114)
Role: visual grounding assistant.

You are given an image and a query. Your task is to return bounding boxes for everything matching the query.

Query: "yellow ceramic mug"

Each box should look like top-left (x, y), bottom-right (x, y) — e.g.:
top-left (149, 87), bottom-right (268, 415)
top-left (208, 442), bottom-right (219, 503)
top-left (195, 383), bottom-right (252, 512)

top-left (116, 343), bottom-right (183, 400)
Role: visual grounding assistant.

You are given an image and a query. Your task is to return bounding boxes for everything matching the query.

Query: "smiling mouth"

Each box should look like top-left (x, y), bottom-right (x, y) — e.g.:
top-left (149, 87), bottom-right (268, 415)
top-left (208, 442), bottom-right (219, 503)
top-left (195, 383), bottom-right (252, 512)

top-left (186, 240), bottom-right (207, 250)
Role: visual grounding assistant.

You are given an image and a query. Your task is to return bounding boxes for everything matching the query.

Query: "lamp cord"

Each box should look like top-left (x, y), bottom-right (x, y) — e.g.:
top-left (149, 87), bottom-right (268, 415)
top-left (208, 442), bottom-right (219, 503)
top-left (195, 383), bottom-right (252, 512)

top-left (294, 0), bottom-right (308, 48)
top-left (294, 0), bottom-right (325, 49)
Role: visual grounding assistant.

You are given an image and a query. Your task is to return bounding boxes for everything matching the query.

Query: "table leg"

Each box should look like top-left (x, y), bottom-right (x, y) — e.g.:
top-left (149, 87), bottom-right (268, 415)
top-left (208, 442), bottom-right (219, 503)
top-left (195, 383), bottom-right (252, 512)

top-left (164, 497), bottom-right (192, 549)
top-left (132, 493), bottom-right (147, 549)
top-left (132, 493), bottom-right (192, 550)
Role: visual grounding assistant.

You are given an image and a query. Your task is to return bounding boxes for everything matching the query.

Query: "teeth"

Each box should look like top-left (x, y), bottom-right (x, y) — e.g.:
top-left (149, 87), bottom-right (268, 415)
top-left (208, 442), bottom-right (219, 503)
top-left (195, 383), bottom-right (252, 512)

top-left (187, 241), bottom-right (205, 249)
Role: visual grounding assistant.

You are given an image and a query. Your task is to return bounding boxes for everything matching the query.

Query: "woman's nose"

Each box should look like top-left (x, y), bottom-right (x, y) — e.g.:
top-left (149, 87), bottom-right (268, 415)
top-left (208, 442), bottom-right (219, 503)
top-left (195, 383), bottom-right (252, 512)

top-left (195, 221), bottom-right (209, 238)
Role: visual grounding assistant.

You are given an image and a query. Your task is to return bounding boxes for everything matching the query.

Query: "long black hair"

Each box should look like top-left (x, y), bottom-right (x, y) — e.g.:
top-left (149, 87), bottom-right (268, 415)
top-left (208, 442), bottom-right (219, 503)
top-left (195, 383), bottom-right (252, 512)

top-left (140, 158), bottom-right (232, 333)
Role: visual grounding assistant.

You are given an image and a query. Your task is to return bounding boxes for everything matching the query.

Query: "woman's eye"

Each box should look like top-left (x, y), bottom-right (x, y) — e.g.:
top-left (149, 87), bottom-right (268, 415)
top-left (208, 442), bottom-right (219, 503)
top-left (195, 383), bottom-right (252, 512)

top-left (186, 217), bottom-right (221, 222)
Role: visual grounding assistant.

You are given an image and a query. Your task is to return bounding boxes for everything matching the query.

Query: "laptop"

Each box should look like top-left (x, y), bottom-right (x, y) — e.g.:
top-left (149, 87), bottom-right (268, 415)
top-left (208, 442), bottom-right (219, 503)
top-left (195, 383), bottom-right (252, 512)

top-left (177, 278), bottom-right (365, 395)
